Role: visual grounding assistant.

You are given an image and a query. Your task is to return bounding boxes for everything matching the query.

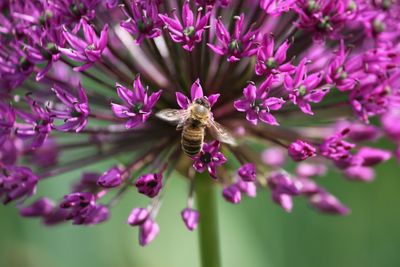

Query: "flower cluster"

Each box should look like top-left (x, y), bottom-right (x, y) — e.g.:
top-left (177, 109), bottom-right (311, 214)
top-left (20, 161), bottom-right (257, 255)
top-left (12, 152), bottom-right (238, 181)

top-left (0, 0), bottom-right (399, 247)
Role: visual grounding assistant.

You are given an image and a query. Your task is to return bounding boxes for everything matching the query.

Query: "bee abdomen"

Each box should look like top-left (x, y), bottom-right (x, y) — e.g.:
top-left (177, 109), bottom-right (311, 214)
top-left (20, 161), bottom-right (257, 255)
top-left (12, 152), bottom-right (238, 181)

top-left (182, 127), bottom-right (204, 156)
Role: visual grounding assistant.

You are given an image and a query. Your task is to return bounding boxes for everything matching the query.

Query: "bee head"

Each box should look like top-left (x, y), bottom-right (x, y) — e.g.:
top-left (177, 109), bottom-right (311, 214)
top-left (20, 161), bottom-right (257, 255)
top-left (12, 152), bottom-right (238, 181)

top-left (194, 97), bottom-right (210, 109)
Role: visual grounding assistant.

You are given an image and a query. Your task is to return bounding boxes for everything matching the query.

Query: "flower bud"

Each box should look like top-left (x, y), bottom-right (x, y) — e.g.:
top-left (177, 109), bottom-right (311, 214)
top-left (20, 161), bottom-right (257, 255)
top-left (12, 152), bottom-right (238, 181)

top-left (309, 191), bottom-right (350, 215)
top-left (272, 191), bottom-right (293, 212)
top-left (97, 166), bottom-right (122, 188)
top-left (236, 180), bottom-right (257, 198)
top-left (262, 147), bottom-right (286, 167)
top-left (344, 166), bottom-right (375, 182)
top-left (181, 208), bottom-right (200, 231)
top-left (357, 147), bottom-right (391, 166)
top-left (288, 140), bottom-right (316, 161)
top-left (238, 163), bottom-right (256, 181)
top-left (127, 208), bottom-right (150, 226)
top-left (139, 219), bottom-right (160, 246)
top-left (20, 198), bottom-right (54, 217)
top-left (222, 185), bottom-right (241, 204)
top-left (135, 173), bottom-right (163, 198)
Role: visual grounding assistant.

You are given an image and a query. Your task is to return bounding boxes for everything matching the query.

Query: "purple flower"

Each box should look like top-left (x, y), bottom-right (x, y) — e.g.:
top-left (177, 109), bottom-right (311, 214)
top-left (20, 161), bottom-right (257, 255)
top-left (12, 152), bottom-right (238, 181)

top-left (357, 147), bottom-right (391, 166)
top-left (111, 75), bottom-right (162, 129)
top-left (84, 204), bottom-right (109, 225)
top-left (344, 122), bottom-right (381, 142)
top-left (159, 1), bottom-right (211, 52)
top-left (344, 166), bottom-right (375, 182)
top-left (139, 218), bottom-right (160, 246)
top-left (381, 108), bottom-right (400, 141)
top-left (105, 0), bottom-right (118, 9)
top-left (60, 192), bottom-right (109, 225)
top-left (267, 172), bottom-right (301, 212)
top-left (127, 207), bottom-right (160, 246)
top-left (194, 0), bottom-right (231, 7)
top-left (135, 173), bottom-right (163, 198)
top-left (295, 163), bottom-right (326, 178)
top-left (30, 138), bottom-right (59, 168)
top-left (50, 84), bottom-right (90, 132)
top-left (260, 0), bottom-right (296, 15)
top-left (15, 94), bottom-right (53, 149)
top-left (349, 82), bottom-right (392, 123)
top-left (97, 166), bottom-right (123, 188)
top-left (43, 208), bottom-right (70, 226)
top-left (268, 172), bottom-right (301, 195)
top-left (222, 184), bottom-right (241, 204)
top-left (20, 198), bottom-right (54, 217)
top-left (255, 34), bottom-right (295, 77)
top-left (181, 208), bottom-right (199, 231)
top-left (0, 102), bottom-right (15, 145)
top-left (193, 141), bottom-right (227, 179)
top-left (261, 147), bottom-right (286, 167)
top-left (326, 41), bottom-right (358, 92)
top-left (208, 14), bottom-right (258, 62)
top-left (284, 58), bottom-right (328, 115)
top-left (0, 139), bottom-right (20, 167)
top-left (175, 79), bottom-right (220, 109)
top-left (0, 166), bottom-right (38, 204)
top-left (288, 140), bottom-right (317, 162)
top-left (234, 78), bottom-right (285, 125)
top-left (297, 177), bottom-right (319, 195)
top-left (49, 0), bottom-right (100, 27)
top-left (72, 172), bottom-right (100, 193)
top-left (0, 41), bottom-right (34, 89)
top-left (23, 37), bottom-right (62, 82)
top-left (128, 208), bottom-right (150, 226)
top-left (309, 190), bottom-right (350, 215)
top-left (121, 0), bottom-right (162, 44)
top-left (272, 191), bottom-right (294, 212)
top-left (59, 19), bottom-right (108, 71)
top-left (60, 192), bottom-right (95, 209)
top-left (238, 163), bottom-right (256, 182)
top-left (293, 0), bottom-right (355, 40)
top-left (319, 128), bottom-right (356, 169)
top-left (236, 180), bottom-right (257, 198)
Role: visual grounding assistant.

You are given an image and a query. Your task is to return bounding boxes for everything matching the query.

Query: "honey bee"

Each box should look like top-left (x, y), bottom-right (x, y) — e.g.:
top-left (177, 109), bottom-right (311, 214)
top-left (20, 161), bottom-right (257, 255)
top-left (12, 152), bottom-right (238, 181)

top-left (156, 97), bottom-right (236, 157)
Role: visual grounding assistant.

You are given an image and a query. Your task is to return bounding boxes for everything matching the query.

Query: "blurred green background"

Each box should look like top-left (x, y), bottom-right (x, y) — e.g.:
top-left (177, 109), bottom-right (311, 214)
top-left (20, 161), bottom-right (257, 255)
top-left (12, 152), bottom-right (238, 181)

top-left (1, 152), bottom-right (399, 267)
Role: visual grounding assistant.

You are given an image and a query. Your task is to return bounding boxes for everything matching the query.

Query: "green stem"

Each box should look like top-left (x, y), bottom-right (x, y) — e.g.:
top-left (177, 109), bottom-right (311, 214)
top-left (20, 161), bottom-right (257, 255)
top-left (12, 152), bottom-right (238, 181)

top-left (195, 173), bottom-right (222, 267)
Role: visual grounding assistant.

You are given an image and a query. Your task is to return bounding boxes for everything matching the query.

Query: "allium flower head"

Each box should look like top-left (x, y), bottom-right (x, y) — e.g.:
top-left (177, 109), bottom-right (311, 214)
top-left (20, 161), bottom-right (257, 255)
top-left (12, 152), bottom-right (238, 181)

top-left (1, 0), bottom-right (399, 249)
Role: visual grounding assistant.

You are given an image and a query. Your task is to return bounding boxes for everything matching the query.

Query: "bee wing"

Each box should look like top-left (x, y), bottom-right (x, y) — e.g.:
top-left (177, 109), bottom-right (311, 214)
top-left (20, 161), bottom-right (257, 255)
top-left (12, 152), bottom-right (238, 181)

top-left (208, 119), bottom-right (237, 146)
top-left (156, 109), bottom-right (188, 125)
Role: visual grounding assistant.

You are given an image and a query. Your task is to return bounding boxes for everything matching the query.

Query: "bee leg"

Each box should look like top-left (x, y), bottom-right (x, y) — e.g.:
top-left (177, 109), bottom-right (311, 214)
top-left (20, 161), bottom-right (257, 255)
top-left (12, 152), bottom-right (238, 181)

top-left (176, 123), bottom-right (184, 131)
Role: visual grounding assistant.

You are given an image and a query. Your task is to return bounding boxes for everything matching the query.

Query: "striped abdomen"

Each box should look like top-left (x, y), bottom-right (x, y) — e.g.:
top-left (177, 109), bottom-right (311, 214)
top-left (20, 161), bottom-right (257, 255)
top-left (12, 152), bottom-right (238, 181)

top-left (181, 125), bottom-right (204, 157)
